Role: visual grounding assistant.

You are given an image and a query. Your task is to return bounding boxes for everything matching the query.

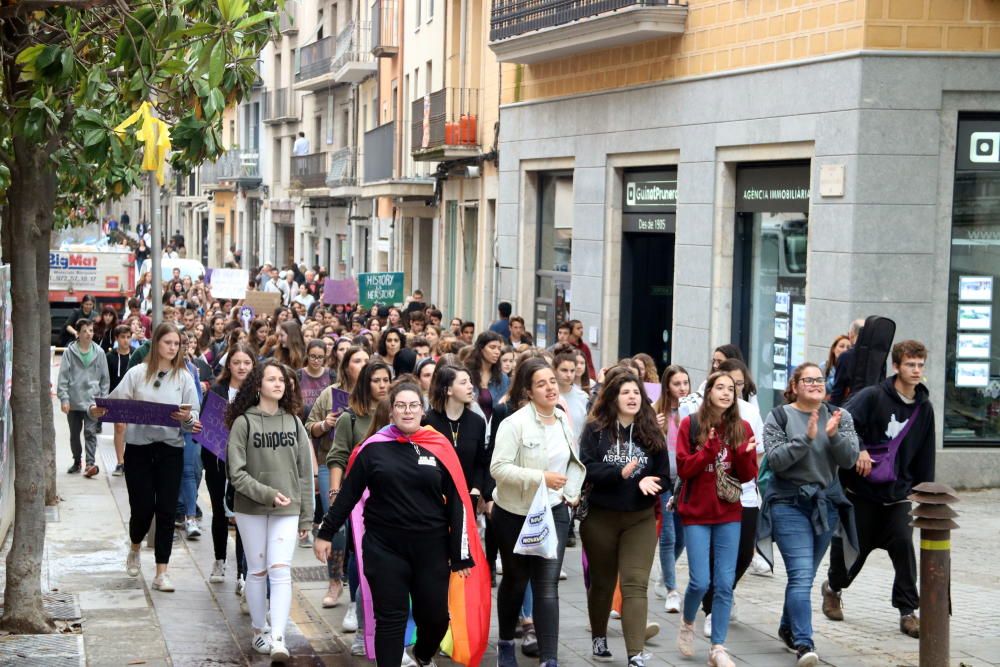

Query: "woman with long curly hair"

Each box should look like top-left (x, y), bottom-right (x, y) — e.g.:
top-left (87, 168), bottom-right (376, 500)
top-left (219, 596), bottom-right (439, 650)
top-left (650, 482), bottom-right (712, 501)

top-left (273, 320), bottom-right (307, 370)
top-left (674, 372), bottom-right (758, 667)
top-left (226, 360), bottom-right (314, 662)
top-left (376, 328), bottom-right (404, 368)
top-left (580, 371), bottom-right (669, 666)
top-left (631, 353), bottom-right (659, 384)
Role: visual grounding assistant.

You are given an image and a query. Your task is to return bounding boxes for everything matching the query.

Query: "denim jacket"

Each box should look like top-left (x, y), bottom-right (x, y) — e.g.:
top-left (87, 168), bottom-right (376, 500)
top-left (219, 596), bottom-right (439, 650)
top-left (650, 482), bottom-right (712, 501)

top-left (490, 402), bottom-right (586, 515)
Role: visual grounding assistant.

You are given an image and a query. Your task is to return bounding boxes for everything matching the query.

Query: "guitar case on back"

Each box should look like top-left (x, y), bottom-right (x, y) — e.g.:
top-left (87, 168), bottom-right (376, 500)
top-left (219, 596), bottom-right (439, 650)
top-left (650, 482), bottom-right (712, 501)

top-left (848, 315), bottom-right (896, 397)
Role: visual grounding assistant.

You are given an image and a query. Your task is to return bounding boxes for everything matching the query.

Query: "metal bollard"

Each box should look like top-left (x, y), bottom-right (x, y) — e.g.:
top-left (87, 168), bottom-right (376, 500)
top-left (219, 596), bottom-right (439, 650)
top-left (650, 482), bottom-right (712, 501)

top-left (907, 481), bottom-right (960, 667)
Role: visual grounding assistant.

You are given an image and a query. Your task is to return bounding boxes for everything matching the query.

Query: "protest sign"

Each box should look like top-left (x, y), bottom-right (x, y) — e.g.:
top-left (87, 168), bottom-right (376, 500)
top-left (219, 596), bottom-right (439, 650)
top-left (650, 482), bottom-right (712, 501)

top-left (238, 306), bottom-right (255, 332)
top-left (210, 268), bottom-right (249, 299)
top-left (194, 391), bottom-right (229, 461)
top-left (644, 382), bottom-right (662, 403)
top-left (244, 291), bottom-right (281, 314)
top-left (357, 272), bottom-right (404, 309)
top-left (322, 278), bottom-right (359, 305)
top-left (96, 398), bottom-right (179, 427)
top-left (330, 388), bottom-right (349, 415)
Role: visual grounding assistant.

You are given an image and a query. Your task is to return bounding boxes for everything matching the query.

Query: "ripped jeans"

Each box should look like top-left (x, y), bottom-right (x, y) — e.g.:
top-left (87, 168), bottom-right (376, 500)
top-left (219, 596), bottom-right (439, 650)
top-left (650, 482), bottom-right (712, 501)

top-left (235, 513), bottom-right (298, 638)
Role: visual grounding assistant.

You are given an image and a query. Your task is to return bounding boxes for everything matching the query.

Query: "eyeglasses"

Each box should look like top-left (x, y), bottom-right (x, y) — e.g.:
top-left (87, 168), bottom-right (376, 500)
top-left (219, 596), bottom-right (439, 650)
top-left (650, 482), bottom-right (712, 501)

top-left (798, 377), bottom-right (825, 386)
top-left (393, 402), bottom-right (423, 413)
top-left (307, 355), bottom-right (326, 362)
top-left (153, 371), bottom-right (167, 389)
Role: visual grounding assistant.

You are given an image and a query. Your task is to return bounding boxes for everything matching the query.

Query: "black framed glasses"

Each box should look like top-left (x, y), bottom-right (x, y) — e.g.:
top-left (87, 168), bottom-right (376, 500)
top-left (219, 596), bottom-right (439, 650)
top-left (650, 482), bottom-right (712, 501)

top-left (153, 371), bottom-right (167, 388)
top-left (798, 377), bottom-right (825, 386)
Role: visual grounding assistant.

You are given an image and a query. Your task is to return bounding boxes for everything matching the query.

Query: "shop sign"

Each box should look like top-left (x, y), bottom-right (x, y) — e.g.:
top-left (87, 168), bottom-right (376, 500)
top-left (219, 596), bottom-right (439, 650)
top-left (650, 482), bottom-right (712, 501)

top-left (736, 163), bottom-right (811, 213)
top-left (623, 170), bottom-right (678, 213)
top-left (622, 213), bottom-right (675, 234)
top-left (957, 117), bottom-right (1000, 171)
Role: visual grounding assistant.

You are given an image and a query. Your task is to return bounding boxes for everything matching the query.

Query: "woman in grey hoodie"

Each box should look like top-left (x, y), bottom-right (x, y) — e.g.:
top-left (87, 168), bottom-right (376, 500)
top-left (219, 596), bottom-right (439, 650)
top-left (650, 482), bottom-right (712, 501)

top-left (226, 360), bottom-right (314, 663)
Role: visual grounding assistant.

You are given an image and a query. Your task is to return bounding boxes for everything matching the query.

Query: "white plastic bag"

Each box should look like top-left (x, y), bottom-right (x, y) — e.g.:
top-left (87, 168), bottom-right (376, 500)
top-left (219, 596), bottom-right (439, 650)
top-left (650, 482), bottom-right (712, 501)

top-left (513, 481), bottom-right (558, 559)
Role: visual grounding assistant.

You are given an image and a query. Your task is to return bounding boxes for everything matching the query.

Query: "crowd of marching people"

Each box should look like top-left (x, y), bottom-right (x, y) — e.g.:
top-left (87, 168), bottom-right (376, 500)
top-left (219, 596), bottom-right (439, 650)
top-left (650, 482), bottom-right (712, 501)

top-left (55, 268), bottom-right (936, 667)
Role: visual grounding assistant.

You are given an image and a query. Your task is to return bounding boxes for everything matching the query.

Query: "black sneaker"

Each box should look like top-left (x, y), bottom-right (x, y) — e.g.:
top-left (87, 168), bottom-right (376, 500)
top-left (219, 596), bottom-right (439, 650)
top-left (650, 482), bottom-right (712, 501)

top-left (795, 645), bottom-right (819, 667)
top-left (591, 637), bottom-right (613, 662)
top-left (778, 626), bottom-right (795, 651)
top-left (67, 462), bottom-right (81, 474)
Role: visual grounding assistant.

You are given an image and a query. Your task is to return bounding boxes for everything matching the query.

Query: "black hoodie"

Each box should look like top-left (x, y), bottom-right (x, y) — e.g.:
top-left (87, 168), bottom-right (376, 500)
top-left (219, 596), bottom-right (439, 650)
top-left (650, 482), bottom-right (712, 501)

top-left (841, 375), bottom-right (935, 504)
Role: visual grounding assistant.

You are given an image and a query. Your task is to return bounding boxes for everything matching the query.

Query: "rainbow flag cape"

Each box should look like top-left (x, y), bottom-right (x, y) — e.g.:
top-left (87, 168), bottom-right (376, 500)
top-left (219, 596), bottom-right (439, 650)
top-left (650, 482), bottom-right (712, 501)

top-left (347, 425), bottom-right (491, 667)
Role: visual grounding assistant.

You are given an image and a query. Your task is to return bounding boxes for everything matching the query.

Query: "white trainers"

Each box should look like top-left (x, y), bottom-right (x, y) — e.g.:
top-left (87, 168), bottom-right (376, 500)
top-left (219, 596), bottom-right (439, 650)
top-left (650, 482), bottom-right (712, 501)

top-left (703, 613), bottom-right (712, 638)
top-left (239, 588), bottom-right (249, 615)
top-left (653, 582), bottom-right (667, 599)
top-left (748, 552), bottom-right (772, 576)
top-left (125, 548), bottom-right (140, 577)
top-left (235, 575), bottom-right (245, 596)
top-left (610, 609), bottom-right (621, 620)
top-left (342, 601), bottom-right (359, 632)
top-left (664, 589), bottom-right (681, 613)
top-left (350, 632), bottom-right (366, 656)
top-left (151, 573), bottom-right (175, 592)
top-left (251, 629), bottom-right (272, 654)
top-left (401, 651), bottom-right (416, 667)
top-left (209, 560), bottom-right (225, 583)
top-left (184, 518), bottom-right (201, 539)
top-left (270, 635), bottom-right (290, 662)
top-left (559, 568), bottom-right (568, 580)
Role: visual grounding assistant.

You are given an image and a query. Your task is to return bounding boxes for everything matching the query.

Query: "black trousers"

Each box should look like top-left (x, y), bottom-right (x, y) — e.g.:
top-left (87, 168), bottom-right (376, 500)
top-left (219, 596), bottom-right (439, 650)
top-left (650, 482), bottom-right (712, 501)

top-left (201, 448), bottom-right (229, 562)
top-left (828, 495), bottom-right (919, 615)
top-left (493, 503), bottom-right (570, 662)
top-left (124, 442), bottom-right (184, 564)
top-left (363, 528), bottom-right (450, 667)
top-left (703, 506), bottom-right (759, 614)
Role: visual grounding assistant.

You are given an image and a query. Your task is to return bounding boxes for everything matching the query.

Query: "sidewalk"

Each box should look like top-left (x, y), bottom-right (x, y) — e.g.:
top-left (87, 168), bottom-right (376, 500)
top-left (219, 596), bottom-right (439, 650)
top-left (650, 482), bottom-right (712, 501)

top-left (3, 389), bottom-right (998, 665)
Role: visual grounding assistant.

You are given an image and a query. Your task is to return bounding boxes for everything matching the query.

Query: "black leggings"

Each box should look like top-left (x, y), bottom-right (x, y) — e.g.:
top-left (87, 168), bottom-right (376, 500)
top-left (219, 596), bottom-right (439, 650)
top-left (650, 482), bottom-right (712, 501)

top-left (124, 442), bottom-right (184, 564)
top-left (201, 449), bottom-right (229, 562)
top-left (703, 506), bottom-right (759, 614)
top-left (493, 503), bottom-right (570, 662)
top-left (363, 528), bottom-right (450, 667)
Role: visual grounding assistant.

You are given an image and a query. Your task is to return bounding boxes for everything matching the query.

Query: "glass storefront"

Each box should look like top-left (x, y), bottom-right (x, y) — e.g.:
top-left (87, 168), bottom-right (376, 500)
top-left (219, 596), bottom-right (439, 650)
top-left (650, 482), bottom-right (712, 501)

top-left (944, 116), bottom-right (1000, 446)
top-left (732, 163), bottom-right (811, 417)
top-left (534, 172), bottom-right (573, 348)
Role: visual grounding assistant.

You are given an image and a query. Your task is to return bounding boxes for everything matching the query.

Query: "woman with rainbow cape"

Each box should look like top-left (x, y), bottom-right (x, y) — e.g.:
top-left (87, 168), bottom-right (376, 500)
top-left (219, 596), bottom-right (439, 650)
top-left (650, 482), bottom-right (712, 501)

top-left (314, 381), bottom-right (491, 667)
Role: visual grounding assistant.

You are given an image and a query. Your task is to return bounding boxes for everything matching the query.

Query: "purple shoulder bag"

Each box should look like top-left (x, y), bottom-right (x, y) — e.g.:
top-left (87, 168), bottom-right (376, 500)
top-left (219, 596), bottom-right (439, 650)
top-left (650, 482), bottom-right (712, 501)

top-left (865, 406), bottom-right (920, 484)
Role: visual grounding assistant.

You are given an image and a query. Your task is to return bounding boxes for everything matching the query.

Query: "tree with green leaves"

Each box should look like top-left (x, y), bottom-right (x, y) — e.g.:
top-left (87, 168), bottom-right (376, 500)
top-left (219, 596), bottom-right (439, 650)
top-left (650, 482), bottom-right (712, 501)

top-left (0, 0), bottom-right (278, 633)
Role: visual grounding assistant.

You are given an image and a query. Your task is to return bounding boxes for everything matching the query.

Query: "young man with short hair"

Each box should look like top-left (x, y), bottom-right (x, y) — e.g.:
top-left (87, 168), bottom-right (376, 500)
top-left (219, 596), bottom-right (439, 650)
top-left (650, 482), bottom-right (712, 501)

top-left (489, 301), bottom-right (513, 342)
top-left (426, 308), bottom-right (443, 327)
top-left (460, 321), bottom-right (475, 345)
top-left (509, 316), bottom-right (534, 348)
top-left (409, 337), bottom-right (431, 360)
top-left (823, 340), bottom-right (935, 639)
top-left (408, 310), bottom-right (426, 335)
top-left (57, 320), bottom-right (110, 477)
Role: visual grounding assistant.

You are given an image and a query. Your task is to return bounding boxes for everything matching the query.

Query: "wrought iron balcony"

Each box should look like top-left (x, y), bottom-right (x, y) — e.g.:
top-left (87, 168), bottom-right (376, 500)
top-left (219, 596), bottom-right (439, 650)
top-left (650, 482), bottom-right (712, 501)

top-left (327, 146), bottom-right (359, 191)
top-left (489, 0), bottom-right (687, 64)
top-left (295, 22), bottom-right (376, 91)
top-left (410, 88), bottom-right (482, 162)
top-left (279, 0), bottom-right (297, 35)
top-left (296, 36), bottom-right (334, 88)
top-left (199, 150), bottom-right (261, 188)
top-left (263, 87), bottom-right (300, 123)
top-left (372, 0), bottom-right (399, 58)
top-left (363, 122), bottom-right (394, 183)
top-left (291, 152), bottom-right (330, 190)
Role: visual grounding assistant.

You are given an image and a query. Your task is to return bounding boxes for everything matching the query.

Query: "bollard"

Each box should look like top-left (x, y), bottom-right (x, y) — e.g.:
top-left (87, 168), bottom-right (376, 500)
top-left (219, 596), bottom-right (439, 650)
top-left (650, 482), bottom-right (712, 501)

top-left (908, 481), bottom-right (960, 667)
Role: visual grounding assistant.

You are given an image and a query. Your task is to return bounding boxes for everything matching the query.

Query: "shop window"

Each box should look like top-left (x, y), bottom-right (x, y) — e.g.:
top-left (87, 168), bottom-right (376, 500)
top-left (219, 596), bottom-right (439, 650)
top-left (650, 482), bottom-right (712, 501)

top-left (944, 116), bottom-right (1000, 446)
top-left (534, 172), bottom-right (573, 348)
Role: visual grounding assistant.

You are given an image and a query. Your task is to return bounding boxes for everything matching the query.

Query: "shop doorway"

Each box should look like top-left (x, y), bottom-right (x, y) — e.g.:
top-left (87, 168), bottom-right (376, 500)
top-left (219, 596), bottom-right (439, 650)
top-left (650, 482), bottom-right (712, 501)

top-left (620, 233), bottom-right (675, 370)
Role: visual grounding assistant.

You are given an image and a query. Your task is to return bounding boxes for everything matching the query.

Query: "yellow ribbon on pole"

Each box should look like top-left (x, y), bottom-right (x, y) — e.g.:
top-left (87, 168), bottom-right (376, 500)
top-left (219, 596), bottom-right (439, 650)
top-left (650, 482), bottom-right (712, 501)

top-left (113, 101), bottom-right (172, 186)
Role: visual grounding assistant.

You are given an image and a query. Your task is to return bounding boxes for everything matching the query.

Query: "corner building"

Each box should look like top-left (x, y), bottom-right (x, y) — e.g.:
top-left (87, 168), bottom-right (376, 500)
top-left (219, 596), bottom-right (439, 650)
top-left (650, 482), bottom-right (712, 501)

top-left (491, 0), bottom-right (1000, 486)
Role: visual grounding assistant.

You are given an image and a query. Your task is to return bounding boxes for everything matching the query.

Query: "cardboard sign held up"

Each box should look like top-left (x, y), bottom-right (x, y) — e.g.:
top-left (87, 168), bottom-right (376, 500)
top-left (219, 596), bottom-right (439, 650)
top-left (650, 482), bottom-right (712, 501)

top-left (244, 291), bottom-right (281, 315)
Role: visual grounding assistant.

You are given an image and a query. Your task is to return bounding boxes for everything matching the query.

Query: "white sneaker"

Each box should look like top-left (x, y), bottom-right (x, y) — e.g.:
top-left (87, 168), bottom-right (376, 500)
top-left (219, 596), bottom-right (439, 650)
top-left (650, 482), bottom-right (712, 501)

top-left (703, 613), bottom-right (712, 638)
top-left (125, 548), bottom-right (140, 577)
top-left (151, 573), bottom-right (175, 592)
top-left (495, 556), bottom-right (503, 575)
top-left (350, 632), bottom-right (366, 656)
top-left (610, 609), bottom-right (621, 620)
top-left (559, 568), bottom-right (568, 580)
top-left (235, 575), bottom-right (245, 596)
top-left (270, 635), bottom-right (290, 662)
top-left (730, 601), bottom-right (738, 622)
top-left (184, 518), bottom-right (201, 539)
top-left (239, 588), bottom-right (249, 615)
top-left (251, 629), bottom-right (272, 654)
top-left (298, 532), bottom-right (314, 548)
top-left (653, 582), bottom-right (667, 599)
top-left (342, 601), bottom-right (359, 632)
top-left (209, 560), bottom-right (225, 583)
top-left (664, 589), bottom-right (681, 613)
top-left (401, 651), bottom-right (416, 667)
top-left (749, 552), bottom-right (772, 576)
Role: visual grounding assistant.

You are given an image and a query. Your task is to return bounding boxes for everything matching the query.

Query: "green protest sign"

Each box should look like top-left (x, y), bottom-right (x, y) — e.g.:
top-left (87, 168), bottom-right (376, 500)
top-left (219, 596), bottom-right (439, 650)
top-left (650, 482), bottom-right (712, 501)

top-left (357, 272), bottom-right (405, 309)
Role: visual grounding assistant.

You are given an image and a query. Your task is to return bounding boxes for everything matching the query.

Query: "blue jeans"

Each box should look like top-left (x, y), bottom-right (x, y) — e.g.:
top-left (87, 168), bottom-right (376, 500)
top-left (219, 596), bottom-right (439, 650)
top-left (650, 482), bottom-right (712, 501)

top-left (771, 502), bottom-right (839, 650)
top-left (179, 435), bottom-right (202, 516)
top-left (682, 521), bottom-right (740, 645)
top-left (658, 492), bottom-right (685, 590)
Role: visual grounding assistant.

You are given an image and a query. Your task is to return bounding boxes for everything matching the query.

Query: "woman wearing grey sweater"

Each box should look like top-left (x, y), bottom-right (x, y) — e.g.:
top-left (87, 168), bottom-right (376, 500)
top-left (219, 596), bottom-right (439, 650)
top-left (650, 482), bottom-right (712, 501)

top-left (758, 362), bottom-right (859, 667)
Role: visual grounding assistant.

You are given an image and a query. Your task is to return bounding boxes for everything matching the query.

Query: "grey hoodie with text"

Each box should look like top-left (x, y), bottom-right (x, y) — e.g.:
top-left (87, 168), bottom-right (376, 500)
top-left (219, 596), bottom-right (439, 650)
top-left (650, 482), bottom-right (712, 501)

top-left (227, 405), bottom-right (315, 530)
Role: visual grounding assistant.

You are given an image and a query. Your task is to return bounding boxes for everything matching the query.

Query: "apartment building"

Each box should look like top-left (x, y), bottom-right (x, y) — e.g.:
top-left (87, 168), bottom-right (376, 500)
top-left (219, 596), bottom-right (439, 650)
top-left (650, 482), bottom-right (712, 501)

top-left (491, 0), bottom-right (1000, 485)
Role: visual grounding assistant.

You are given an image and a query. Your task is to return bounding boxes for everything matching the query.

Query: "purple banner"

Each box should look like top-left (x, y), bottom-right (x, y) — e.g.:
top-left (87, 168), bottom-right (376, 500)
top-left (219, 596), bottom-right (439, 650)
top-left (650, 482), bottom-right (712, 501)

top-left (330, 387), bottom-right (350, 415)
top-left (96, 398), bottom-right (179, 427)
top-left (644, 382), bottom-right (662, 403)
top-left (322, 278), bottom-right (359, 305)
top-left (193, 391), bottom-right (229, 461)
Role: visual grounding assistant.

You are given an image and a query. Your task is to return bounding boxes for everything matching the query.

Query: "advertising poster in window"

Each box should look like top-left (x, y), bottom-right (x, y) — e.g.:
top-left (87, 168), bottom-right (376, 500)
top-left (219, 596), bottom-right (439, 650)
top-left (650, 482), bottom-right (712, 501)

top-left (957, 304), bottom-right (992, 331)
top-left (959, 276), bottom-right (993, 302)
top-left (956, 362), bottom-right (990, 388)
top-left (957, 333), bottom-right (991, 359)
top-left (791, 303), bottom-right (806, 367)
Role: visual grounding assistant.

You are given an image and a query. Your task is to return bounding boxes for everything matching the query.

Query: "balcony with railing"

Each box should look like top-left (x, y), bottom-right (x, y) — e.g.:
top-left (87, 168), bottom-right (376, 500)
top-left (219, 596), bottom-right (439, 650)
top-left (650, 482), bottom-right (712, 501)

top-left (263, 87), bottom-right (300, 123)
top-left (295, 21), bottom-right (376, 91)
top-left (199, 150), bottom-right (262, 188)
top-left (291, 152), bottom-right (330, 190)
top-left (410, 88), bottom-right (482, 162)
top-left (326, 146), bottom-right (360, 197)
top-left (489, 0), bottom-right (687, 64)
top-left (372, 0), bottom-right (399, 58)
top-left (279, 0), bottom-right (297, 35)
top-left (363, 122), bottom-right (394, 183)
